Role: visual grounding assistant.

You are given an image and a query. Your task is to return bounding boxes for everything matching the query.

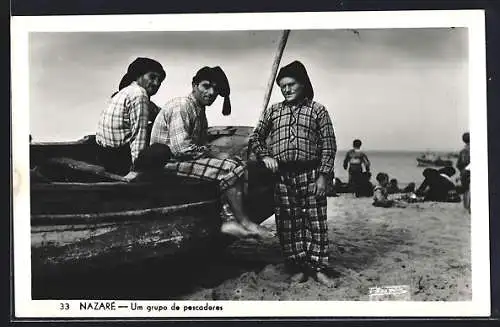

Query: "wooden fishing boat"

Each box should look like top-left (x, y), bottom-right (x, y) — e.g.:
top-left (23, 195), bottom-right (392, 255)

top-left (30, 126), bottom-right (276, 279)
top-left (30, 30), bottom-right (293, 282)
top-left (416, 153), bottom-right (454, 167)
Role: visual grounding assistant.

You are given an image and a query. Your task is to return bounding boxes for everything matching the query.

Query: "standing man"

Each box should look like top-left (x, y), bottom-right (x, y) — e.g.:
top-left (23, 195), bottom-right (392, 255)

top-left (457, 132), bottom-right (470, 175)
top-left (96, 57), bottom-right (166, 177)
top-left (249, 61), bottom-right (337, 286)
top-left (343, 139), bottom-right (371, 197)
top-left (457, 132), bottom-right (470, 211)
top-left (150, 66), bottom-right (271, 240)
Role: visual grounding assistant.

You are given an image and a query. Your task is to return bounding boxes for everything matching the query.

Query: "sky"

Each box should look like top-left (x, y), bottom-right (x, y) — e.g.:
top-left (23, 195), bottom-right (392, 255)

top-left (29, 28), bottom-right (469, 151)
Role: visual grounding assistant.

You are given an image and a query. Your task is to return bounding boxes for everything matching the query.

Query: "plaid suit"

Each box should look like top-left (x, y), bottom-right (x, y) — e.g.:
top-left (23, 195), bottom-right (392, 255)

top-left (249, 98), bottom-right (336, 272)
top-left (150, 94), bottom-right (245, 192)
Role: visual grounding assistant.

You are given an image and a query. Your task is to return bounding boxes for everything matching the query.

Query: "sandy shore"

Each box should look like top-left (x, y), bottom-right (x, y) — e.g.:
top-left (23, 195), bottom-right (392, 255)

top-left (181, 194), bottom-right (471, 301)
top-left (33, 193), bottom-right (471, 301)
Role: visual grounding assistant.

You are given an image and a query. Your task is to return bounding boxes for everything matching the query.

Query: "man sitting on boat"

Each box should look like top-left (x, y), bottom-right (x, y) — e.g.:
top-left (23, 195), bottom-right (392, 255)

top-left (149, 66), bottom-right (271, 240)
top-left (96, 57), bottom-right (166, 177)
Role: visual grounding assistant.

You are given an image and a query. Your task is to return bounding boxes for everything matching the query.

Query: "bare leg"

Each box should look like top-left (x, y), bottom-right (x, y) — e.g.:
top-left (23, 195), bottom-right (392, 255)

top-left (219, 200), bottom-right (252, 239)
top-left (225, 182), bottom-right (273, 238)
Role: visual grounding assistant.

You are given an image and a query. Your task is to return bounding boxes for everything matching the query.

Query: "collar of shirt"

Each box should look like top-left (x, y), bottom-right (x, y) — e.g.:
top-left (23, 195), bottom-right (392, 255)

top-left (187, 93), bottom-right (206, 113)
top-left (130, 81), bottom-right (149, 97)
top-left (282, 97), bottom-right (311, 111)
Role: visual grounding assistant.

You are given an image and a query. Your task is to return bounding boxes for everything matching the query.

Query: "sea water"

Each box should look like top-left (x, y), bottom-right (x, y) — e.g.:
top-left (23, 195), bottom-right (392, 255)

top-left (334, 150), bottom-right (458, 187)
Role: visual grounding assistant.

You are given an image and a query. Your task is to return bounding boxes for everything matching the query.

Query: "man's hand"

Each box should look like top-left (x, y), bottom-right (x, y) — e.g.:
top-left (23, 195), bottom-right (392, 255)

top-left (262, 156), bottom-right (278, 173)
top-left (316, 174), bottom-right (327, 197)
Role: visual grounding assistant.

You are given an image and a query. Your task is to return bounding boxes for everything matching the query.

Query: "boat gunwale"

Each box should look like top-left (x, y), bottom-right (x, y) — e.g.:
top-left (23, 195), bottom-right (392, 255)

top-left (29, 125), bottom-right (254, 146)
top-left (30, 179), bottom-right (218, 189)
top-left (31, 199), bottom-right (219, 226)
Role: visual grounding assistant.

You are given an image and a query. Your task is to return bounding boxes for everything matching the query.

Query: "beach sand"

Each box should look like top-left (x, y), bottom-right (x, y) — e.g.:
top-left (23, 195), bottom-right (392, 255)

top-left (180, 194), bottom-right (471, 301)
top-left (34, 193), bottom-right (471, 302)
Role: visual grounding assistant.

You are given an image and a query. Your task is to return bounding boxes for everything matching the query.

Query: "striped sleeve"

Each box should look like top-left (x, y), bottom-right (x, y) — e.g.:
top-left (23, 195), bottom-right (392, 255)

top-left (248, 105), bottom-right (273, 159)
top-left (128, 91), bottom-right (151, 163)
top-left (317, 106), bottom-right (337, 176)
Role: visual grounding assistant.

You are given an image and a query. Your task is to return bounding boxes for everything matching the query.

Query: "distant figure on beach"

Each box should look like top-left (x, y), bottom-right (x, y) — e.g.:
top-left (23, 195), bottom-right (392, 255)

top-left (96, 57), bottom-right (166, 177)
top-left (343, 139), bottom-right (371, 197)
top-left (249, 60), bottom-right (337, 287)
top-left (457, 132), bottom-right (470, 211)
top-left (456, 132), bottom-right (470, 176)
top-left (150, 66), bottom-right (271, 240)
top-left (356, 171), bottom-right (374, 197)
top-left (373, 173), bottom-right (394, 207)
top-left (438, 166), bottom-right (457, 182)
top-left (386, 177), bottom-right (416, 195)
top-left (462, 164), bottom-right (471, 212)
top-left (373, 173), bottom-right (408, 208)
top-left (416, 168), bottom-right (460, 202)
top-left (387, 178), bottom-right (415, 194)
top-left (402, 182), bottom-right (416, 193)
top-left (387, 178), bottom-right (401, 194)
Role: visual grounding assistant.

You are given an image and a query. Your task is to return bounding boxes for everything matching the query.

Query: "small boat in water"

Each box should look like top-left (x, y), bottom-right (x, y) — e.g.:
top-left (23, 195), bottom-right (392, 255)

top-left (416, 152), bottom-right (454, 167)
top-left (30, 126), bottom-right (276, 279)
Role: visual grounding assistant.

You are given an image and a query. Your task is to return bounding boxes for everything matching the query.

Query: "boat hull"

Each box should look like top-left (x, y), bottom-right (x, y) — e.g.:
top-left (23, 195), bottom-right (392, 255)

top-left (31, 200), bottom-right (221, 274)
top-left (29, 126), bottom-right (276, 279)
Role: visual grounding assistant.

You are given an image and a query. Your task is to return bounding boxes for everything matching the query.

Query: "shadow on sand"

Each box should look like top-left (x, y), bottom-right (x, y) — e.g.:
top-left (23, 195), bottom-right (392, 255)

top-left (32, 219), bottom-right (412, 300)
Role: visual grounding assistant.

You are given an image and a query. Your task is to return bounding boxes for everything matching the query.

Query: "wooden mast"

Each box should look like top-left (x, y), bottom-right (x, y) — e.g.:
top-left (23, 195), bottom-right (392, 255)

top-left (262, 30), bottom-right (291, 111)
top-left (246, 30), bottom-right (290, 162)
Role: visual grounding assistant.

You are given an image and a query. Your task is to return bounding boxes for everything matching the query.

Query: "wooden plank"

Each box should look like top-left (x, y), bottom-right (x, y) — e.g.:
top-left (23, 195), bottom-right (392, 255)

top-left (31, 200), bottom-right (218, 225)
top-left (30, 141), bottom-right (98, 166)
top-left (46, 157), bottom-right (130, 182)
top-left (31, 207), bottom-right (222, 276)
top-left (30, 177), bottom-right (219, 215)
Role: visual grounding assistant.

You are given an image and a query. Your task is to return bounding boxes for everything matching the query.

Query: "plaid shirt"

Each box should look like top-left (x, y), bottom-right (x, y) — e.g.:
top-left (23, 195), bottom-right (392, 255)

top-left (249, 99), bottom-right (336, 176)
top-left (150, 94), bottom-right (209, 159)
top-left (96, 82), bottom-right (160, 163)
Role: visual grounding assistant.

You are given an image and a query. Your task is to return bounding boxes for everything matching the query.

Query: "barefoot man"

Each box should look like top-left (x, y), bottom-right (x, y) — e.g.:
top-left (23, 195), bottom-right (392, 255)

top-left (249, 61), bottom-right (337, 286)
top-left (150, 66), bottom-right (271, 239)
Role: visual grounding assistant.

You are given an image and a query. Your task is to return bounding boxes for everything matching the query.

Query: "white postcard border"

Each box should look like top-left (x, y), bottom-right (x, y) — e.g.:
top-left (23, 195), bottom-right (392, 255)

top-left (11, 10), bottom-right (490, 318)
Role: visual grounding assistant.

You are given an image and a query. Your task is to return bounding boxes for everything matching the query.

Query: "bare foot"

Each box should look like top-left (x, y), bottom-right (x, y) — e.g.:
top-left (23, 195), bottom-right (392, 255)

top-left (289, 271), bottom-right (308, 284)
top-left (242, 223), bottom-right (275, 239)
top-left (313, 271), bottom-right (336, 288)
top-left (220, 221), bottom-right (252, 239)
top-left (123, 171), bottom-right (140, 181)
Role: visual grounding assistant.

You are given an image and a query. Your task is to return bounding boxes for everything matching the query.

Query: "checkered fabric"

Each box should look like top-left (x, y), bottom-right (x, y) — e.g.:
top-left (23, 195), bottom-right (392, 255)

top-left (150, 94), bottom-right (209, 160)
top-left (163, 157), bottom-right (245, 193)
top-left (96, 82), bottom-right (159, 163)
top-left (249, 99), bottom-right (336, 176)
top-left (274, 168), bottom-right (329, 272)
top-left (150, 93), bottom-right (245, 192)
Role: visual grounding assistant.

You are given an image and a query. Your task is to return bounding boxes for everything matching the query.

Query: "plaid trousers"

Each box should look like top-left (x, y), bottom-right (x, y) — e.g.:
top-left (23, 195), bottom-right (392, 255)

top-left (274, 168), bottom-right (329, 272)
top-left (163, 157), bottom-right (245, 192)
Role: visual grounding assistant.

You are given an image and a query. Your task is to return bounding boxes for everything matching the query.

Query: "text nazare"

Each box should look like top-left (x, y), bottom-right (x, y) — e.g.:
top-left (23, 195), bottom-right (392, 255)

top-left (80, 301), bottom-right (117, 310)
